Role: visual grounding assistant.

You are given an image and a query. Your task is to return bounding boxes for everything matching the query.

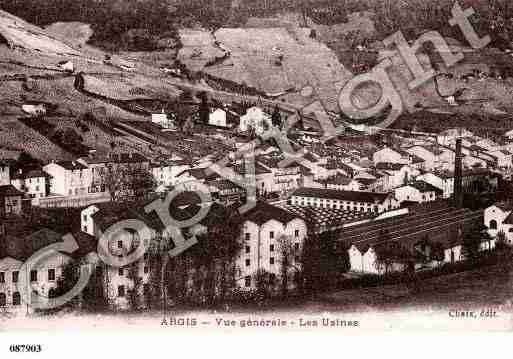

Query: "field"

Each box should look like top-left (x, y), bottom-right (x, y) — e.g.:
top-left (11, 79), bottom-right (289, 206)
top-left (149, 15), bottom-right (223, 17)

top-left (203, 27), bottom-right (352, 112)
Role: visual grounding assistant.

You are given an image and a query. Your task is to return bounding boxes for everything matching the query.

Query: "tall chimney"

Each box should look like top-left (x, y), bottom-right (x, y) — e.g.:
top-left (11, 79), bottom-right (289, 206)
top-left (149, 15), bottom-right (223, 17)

top-left (453, 138), bottom-right (463, 208)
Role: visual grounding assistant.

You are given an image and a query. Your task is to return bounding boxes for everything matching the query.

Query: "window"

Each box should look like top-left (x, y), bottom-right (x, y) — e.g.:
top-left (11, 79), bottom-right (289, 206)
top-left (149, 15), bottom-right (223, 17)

top-left (294, 243), bottom-right (300, 251)
top-left (48, 289), bottom-right (56, 298)
top-left (295, 230), bottom-right (300, 237)
top-left (270, 244), bottom-right (275, 252)
top-left (48, 269), bottom-right (55, 281)
top-left (245, 246), bottom-right (250, 254)
top-left (118, 240), bottom-right (123, 249)
top-left (269, 273), bottom-right (276, 283)
top-left (245, 233), bottom-right (250, 241)
top-left (118, 285), bottom-right (125, 297)
top-left (0, 272), bottom-right (4, 283)
top-left (245, 259), bottom-right (250, 267)
top-left (0, 293), bottom-right (5, 307)
top-left (12, 271), bottom-right (18, 283)
top-left (244, 276), bottom-right (251, 287)
top-left (30, 270), bottom-right (37, 282)
top-left (490, 220), bottom-right (498, 230)
top-left (270, 231), bottom-right (274, 239)
top-left (270, 257), bottom-right (275, 265)
top-left (83, 226), bottom-right (88, 232)
top-left (144, 266), bottom-right (149, 274)
top-left (83, 214), bottom-right (87, 222)
top-left (295, 255), bottom-right (300, 262)
top-left (144, 253), bottom-right (149, 261)
top-left (143, 284), bottom-right (150, 294)
top-left (118, 268), bottom-right (124, 276)
top-left (12, 292), bottom-right (20, 306)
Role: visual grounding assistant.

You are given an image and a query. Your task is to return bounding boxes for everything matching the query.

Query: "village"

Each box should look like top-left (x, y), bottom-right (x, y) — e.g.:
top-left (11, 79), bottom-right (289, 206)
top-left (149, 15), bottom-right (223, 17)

top-left (1, 94), bottom-right (513, 313)
top-left (2, 1), bottom-right (513, 317)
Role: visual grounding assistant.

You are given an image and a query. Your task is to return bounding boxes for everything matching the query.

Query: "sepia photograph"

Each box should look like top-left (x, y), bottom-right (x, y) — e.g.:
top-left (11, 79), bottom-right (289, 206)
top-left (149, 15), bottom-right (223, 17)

top-left (1, 0), bottom-right (513, 355)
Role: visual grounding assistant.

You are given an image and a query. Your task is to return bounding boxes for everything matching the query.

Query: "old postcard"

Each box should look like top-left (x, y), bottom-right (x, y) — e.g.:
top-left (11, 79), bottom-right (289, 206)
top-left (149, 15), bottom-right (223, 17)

top-left (1, 0), bottom-right (513, 353)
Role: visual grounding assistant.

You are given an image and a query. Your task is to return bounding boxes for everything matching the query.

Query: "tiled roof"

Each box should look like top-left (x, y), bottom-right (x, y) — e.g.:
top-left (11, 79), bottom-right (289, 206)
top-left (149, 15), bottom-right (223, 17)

top-left (54, 161), bottom-right (88, 171)
top-left (242, 202), bottom-right (299, 225)
top-left (409, 181), bottom-right (443, 194)
top-left (0, 185), bottom-right (23, 197)
top-left (375, 162), bottom-right (407, 171)
top-left (292, 187), bottom-right (391, 204)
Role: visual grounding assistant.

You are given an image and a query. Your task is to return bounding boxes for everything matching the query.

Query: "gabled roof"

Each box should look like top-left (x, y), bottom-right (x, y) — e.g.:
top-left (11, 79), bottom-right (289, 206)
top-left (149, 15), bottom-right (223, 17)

top-left (0, 185), bottom-right (23, 197)
top-left (494, 201), bottom-right (513, 213)
top-left (292, 187), bottom-right (392, 204)
top-left (53, 161), bottom-right (88, 171)
top-left (242, 202), bottom-right (299, 226)
top-left (408, 181), bottom-right (443, 194)
top-left (375, 162), bottom-right (407, 171)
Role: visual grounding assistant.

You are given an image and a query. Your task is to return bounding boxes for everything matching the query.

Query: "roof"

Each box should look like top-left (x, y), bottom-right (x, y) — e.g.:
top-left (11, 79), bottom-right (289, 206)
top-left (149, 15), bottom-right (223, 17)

top-left (292, 187), bottom-right (392, 204)
top-left (494, 201), bottom-right (513, 213)
top-left (0, 185), bottom-right (23, 197)
top-left (408, 181), bottom-right (443, 194)
top-left (10, 169), bottom-right (47, 180)
top-left (54, 161), bottom-right (88, 171)
top-left (375, 162), bottom-right (407, 171)
top-left (278, 204), bottom-right (373, 232)
top-left (242, 202), bottom-right (299, 225)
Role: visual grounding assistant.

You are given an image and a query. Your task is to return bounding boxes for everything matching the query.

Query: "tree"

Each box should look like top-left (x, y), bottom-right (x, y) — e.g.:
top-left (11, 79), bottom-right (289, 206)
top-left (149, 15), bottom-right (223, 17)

top-left (81, 262), bottom-right (110, 312)
top-left (495, 230), bottom-right (510, 254)
top-left (127, 262), bottom-right (144, 311)
top-left (254, 269), bottom-right (274, 300)
top-left (299, 230), bottom-right (349, 294)
top-left (101, 164), bottom-right (156, 201)
top-left (462, 225), bottom-right (485, 262)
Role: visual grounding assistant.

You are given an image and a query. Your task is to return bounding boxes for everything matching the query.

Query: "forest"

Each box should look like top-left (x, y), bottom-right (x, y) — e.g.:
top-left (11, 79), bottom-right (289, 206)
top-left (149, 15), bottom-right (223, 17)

top-left (2, 0), bottom-right (512, 51)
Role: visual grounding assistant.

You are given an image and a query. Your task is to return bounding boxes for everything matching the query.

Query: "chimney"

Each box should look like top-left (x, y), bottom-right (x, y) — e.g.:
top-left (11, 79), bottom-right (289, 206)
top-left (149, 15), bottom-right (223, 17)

top-left (453, 138), bottom-right (463, 208)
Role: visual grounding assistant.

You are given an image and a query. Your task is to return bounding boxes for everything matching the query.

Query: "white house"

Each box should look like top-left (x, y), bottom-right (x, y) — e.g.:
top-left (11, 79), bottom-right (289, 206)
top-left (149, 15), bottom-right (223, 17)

top-left (151, 111), bottom-right (175, 129)
top-left (373, 147), bottom-right (412, 166)
top-left (21, 104), bottom-right (46, 117)
top-left (151, 160), bottom-right (191, 191)
top-left (394, 181), bottom-right (441, 205)
top-left (43, 161), bottom-right (91, 196)
top-left (484, 202), bottom-right (513, 244)
top-left (10, 169), bottom-right (48, 204)
top-left (239, 107), bottom-right (272, 135)
top-left (487, 149), bottom-right (512, 168)
top-left (209, 108), bottom-right (227, 127)
top-left (57, 60), bottom-right (74, 73)
top-left (290, 187), bottom-right (399, 214)
top-left (237, 202), bottom-right (307, 290)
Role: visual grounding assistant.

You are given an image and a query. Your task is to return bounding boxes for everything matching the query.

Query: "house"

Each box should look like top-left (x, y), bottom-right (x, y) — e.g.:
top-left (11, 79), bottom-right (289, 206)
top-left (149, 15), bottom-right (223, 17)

top-left (487, 149), bottom-right (512, 168)
top-left (209, 108), bottom-right (228, 127)
top-left (0, 185), bottom-right (24, 217)
top-left (405, 145), bottom-right (443, 171)
top-left (43, 161), bottom-right (90, 196)
top-left (238, 202), bottom-right (307, 290)
top-left (484, 202), bottom-right (513, 244)
top-left (372, 147), bottom-right (413, 166)
top-left (151, 160), bottom-right (191, 191)
top-left (151, 111), bottom-right (175, 130)
top-left (0, 228), bottom-right (96, 313)
top-left (10, 169), bottom-right (48, 205)
top-left (21, 104), bottom-right (46, 117)
top-left (57, 60), bottom-right (74, 73)
top-left (394, 181), bottom-right (441, 205)
top-left (239, 107), bottom-right (272, 135)
top-left (374, 163), bottom-right (420, 191)
top-left (289, 187), bottom-right (399, 214)
top-left (0, 160), bottom-right (11, 186)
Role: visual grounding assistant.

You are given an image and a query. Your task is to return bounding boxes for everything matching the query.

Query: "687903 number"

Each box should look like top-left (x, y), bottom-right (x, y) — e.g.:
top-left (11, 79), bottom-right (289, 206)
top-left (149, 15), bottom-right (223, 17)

top-left (9, 345), bottom-right (42, 353)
